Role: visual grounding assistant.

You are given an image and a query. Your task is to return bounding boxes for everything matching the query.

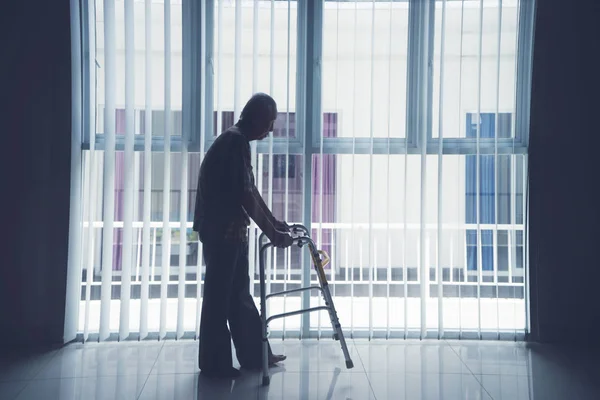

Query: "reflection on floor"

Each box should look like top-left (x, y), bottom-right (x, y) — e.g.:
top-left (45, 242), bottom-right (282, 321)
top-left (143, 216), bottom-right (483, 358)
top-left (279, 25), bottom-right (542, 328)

top-left (1, 339), bottom-right (599, 399)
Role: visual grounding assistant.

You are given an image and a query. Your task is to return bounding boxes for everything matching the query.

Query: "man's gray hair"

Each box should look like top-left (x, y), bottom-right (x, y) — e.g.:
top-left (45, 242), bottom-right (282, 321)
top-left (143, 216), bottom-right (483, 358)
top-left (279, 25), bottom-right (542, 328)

top-left (239, 93), bottom-right (277, 123)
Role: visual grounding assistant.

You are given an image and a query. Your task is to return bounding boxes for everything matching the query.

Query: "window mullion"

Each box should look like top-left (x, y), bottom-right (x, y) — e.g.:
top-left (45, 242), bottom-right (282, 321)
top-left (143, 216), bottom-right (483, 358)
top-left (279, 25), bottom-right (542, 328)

top-left (300, 0), bottom-right (322, 338)
top-left (183, 0), bottom-right (203, 151)
top-left (405, 0), bottom-right (421, 149)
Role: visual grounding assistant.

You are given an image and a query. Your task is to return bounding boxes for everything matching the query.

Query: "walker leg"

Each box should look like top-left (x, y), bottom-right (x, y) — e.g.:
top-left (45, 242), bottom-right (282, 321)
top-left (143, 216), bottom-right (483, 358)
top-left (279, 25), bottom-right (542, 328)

top-left (263, 339), bottom-right (270, 386)
top-left (314, 261), bottom-right (354, 370)
top-left (324, 289), bottom-right (354, 369)
top-left (259, 247), bottom-right (270, 385)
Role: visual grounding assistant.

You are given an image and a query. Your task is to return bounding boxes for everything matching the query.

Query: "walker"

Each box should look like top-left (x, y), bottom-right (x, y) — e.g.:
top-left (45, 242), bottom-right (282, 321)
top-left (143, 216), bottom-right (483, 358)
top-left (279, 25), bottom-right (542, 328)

top-left (258, 224), bottom-right (354, 386)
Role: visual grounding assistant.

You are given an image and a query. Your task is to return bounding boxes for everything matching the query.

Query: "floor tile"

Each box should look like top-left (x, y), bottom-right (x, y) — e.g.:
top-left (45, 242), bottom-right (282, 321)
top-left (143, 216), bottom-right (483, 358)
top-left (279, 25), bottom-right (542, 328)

top-left (4, 339), bottom-right (598, 400)
top-left (476, 374), bottom-right (532, 400)
top-left (527, 376), bottom-right (600, 400)
top-left (0, 350), bottom-right (59, 381)
top-left (368, 372), bottom-right (492, 400)
top-left (0, 380), bottom-right (29, 400)
top-left (257, 370), bottom-right (375, 400)
top-left (150, 342), bottom-right (200, 375)
top-left (356, 340), bottom-right (468, 374)
top-left (139, 372), bottom-right (260, 400)
top-left (14, 376), bottom-right (146, 400)
top-left (526, 343), bottom-right (600, 383)
top-left (266, 340), bottom-right (362, 373)
top-left (35, 342), bottom-right (163, 379)
top-left (447, 341), bottom-right (531, 376)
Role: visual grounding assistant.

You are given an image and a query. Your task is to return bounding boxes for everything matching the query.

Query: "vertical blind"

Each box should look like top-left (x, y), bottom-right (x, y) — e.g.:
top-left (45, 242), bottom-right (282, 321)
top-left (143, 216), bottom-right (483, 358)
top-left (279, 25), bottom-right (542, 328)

top-left (65, 0), bottom-right (535, 342)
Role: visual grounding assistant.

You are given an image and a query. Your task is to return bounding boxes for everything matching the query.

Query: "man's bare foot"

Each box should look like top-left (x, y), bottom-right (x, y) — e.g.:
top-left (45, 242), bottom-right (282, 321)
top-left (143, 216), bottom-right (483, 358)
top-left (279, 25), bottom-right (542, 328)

top-left (268, 354), bottom-right (286, 366)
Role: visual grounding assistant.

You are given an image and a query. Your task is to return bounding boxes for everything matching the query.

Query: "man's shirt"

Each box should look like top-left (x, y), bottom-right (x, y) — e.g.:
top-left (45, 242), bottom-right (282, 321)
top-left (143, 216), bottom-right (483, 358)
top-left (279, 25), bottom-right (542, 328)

top-left (193, 127), bottom-right (254, 242)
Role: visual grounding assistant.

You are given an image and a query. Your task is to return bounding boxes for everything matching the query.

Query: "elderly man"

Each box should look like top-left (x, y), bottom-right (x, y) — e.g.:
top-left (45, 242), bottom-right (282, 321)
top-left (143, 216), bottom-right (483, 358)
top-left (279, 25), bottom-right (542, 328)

top-left (193, 93), bottom-right (293, 379)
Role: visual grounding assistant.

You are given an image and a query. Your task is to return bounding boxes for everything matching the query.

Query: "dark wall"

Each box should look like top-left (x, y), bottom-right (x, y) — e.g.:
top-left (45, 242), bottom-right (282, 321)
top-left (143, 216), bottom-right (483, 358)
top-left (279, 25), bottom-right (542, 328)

top-left (529, 0), bottom-right (600, 343)
top-left (0, 1), bottom-right (72, 350)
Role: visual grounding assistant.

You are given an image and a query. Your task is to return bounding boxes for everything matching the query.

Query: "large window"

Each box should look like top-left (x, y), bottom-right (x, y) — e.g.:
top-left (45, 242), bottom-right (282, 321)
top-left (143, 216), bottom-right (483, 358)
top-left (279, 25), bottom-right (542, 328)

top-left (66, 0), bottom-right (534, 341)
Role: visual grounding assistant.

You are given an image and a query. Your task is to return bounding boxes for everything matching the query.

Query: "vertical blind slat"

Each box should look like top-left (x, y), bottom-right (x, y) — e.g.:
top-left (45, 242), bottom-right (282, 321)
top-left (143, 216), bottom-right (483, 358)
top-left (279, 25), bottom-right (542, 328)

top-left (65, 0), bottom-right (84, 343)
top-left (348, 0), bottom-right (359, 338)
top-left (83, 151), bottom-right (97, 341)
top-left (82, 0), bottom-right (98, 342)
top-left (119, 0), bottom-right (135, 341)
top-left (159, 0), bottom-right (172, 340)
top-left (248, 0), bottom-right (258, 301)
top-left (418, 0), bottom-right (428, 340)
top-left (437, 0), bottom-right (447, 339)
top-left (368, 0), bottom-right (376, 341)
top-left (456, 0), bottom-right (466, 339)
top-left (234, 0), bottom-right (241, 121)
top-left (195, 0), bottom-right (207, 340)
top-left (216, 0), bottom-right (223, 137)
top-left (83, 1), bottom-right (99, 339)
top-left (176, 151), bottom-right (188, 339)
top-left (385, 0), bottom-right (393, 340)
top-left (99, 0), bottom-right (117, 342)
top-left (493, 0), bottom-right (504, 338)
top-left (139, 0), bottom-right (153, 341)
top-left (475, 0), bottom-right (485, 339)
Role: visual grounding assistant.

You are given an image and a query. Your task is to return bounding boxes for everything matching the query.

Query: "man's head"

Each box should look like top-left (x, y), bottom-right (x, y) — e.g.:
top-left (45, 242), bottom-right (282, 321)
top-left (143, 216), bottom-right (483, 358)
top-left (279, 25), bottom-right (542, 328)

top-left (237, 93), bottom-right (278, 141)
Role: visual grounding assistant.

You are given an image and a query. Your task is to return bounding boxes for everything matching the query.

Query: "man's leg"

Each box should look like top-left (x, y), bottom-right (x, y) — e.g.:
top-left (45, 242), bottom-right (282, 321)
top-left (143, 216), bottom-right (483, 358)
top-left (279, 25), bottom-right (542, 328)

top-left (198, 239), bottom-right (240, 377)
top-left (228, 242), bottom-right (284, 369)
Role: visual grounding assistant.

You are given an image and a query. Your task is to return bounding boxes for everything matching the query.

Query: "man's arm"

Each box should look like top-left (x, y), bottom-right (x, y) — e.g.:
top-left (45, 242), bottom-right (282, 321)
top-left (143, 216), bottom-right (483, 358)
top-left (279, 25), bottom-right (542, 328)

top-left (242, 190), bottom-right (277, 238)
top-left (243, 191), bottom-right (292, 248)
top-left (231, 134), bottom-right (288, 242)
top-left (251, 185), bottom-right (279, 226)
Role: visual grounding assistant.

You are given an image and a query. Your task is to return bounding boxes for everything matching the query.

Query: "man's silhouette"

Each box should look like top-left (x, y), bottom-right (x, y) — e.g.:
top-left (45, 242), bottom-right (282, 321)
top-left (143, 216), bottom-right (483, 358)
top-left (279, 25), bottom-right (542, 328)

top-left (193, 93), bottom-right (293, 379)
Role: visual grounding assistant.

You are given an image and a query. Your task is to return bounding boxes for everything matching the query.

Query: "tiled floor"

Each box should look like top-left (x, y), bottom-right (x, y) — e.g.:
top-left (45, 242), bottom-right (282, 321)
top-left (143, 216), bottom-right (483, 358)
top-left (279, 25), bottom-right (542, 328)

top-left (1, 339), bottom-right (599, 400)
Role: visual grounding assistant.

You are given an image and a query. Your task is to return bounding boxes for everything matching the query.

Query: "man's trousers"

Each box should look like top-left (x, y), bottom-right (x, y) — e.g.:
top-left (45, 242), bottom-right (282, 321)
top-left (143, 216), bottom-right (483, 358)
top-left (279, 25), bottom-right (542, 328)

top-left (198, 237), bottom-right (273, 372)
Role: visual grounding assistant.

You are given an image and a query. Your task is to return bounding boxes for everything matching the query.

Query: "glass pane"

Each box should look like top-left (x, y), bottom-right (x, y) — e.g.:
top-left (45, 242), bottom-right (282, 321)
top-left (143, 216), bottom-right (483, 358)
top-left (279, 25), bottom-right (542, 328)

top-left (212, 111), bottom-right (297, 138)
top-left (272, 112), bottom-right (296, 138)
top-left (102, 152), bottom-right (204, 275)
top-left (498, 154), bottom-right (511, 224)
top-left (432, 0), bottom-right (519, 139)
top-left (254, 153), bottom-right (304, 331)
top-left (312, 154), bottom-right (338, 266)
top-left (482, 230), bottom-right (493, 271)
top-left (212, 111), bottom-right (235, 136)
top-left (256, 153), bottom-right (305, 271)
top-left (322, 1), bottom-right (409, 139)
top-left (95, 0), bottom-right (182, 138)
top-left (309, 154), bottom-right (421, 330)
top-left (150, 110), bottom-right (183, 137)
top-left (212, 1), bottom-right (297, 131)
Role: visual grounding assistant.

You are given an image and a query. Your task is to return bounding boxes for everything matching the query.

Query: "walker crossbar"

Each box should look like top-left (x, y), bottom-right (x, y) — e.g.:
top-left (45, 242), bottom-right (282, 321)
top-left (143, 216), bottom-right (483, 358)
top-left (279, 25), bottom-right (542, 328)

top-left (266, 306), bottom-right (331, 325)
top-left (258, 224), bottom-right (354, 386)
top-left (265, 285), bottom-right (323, 299)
